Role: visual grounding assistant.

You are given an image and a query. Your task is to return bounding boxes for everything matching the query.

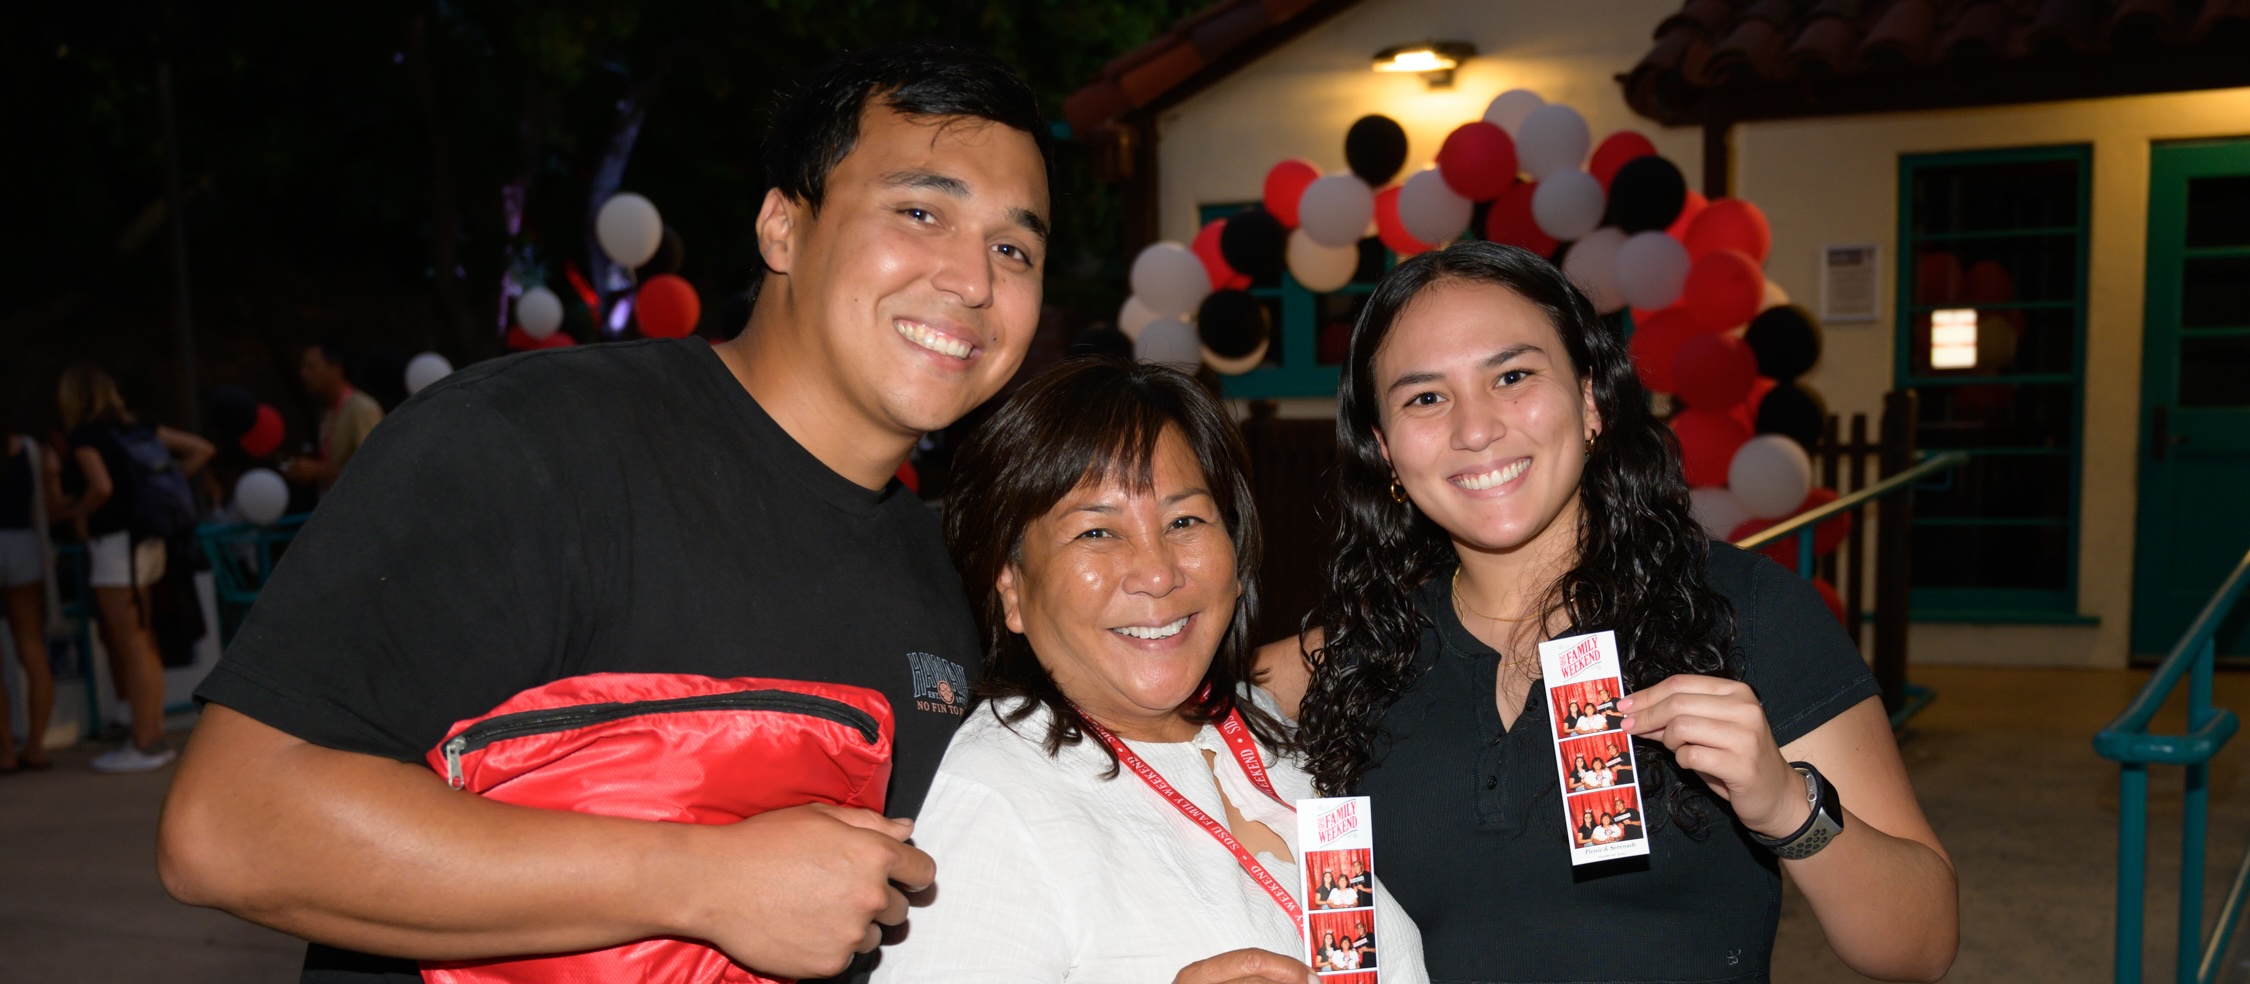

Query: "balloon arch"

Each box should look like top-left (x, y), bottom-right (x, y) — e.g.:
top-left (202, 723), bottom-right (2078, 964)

top-left (1120, 89), bottom-right (1849, 604)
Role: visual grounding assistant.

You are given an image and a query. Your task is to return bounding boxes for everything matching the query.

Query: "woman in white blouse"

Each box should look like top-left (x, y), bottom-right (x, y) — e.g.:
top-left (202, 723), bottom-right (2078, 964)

top-left (873, 361), bottom-right (1427, 984)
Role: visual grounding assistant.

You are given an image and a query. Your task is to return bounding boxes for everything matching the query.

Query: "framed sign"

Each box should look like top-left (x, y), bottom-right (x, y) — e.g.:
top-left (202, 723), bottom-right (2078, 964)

top-left (1820, 244), bottom-right (1880, 323)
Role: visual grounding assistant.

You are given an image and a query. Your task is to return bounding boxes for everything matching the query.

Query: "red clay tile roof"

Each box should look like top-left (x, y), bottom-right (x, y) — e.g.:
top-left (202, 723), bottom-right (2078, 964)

top-left (1063, 0), bottom-right (1366, 135)
top-left (1624, 0), bottom-right (2250, 125)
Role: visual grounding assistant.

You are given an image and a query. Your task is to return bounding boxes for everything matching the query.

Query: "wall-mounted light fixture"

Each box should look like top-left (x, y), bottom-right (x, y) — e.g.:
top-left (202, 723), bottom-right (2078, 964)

top-left (1372, 40), bottom-right (1475, 88)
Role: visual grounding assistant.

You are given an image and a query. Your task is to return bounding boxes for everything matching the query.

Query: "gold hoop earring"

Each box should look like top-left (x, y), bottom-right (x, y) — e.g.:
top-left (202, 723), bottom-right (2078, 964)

top-left (1390, 479), bottom-right (1408, 504)
top-left (1585, 434), bottom-right (1597, 455)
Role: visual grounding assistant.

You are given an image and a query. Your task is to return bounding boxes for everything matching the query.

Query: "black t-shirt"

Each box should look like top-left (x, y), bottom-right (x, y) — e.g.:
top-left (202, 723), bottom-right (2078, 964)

top-left (196, 340), bottom-right (982, 984)
top-left (67, 423), bottom-right (137, 536)
top-left (1357, 542), bottom-right (1879, 984)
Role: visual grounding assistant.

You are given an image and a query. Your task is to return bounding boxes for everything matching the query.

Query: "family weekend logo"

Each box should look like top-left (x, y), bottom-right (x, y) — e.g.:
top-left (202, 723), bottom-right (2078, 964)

top-left (1557, 635), bottom-right (1604, 681)
top-left (1316, 799), bottom-right (1361, 847)
top-left (907, 651), bottom-right (968, 716)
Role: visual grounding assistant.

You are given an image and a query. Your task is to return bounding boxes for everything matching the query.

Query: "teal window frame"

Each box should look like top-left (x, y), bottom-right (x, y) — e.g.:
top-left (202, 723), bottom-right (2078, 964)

top-left (1196, 202), bottom-right (1393, 400)
top-left (1894, 145), bottom-right (2093, 620)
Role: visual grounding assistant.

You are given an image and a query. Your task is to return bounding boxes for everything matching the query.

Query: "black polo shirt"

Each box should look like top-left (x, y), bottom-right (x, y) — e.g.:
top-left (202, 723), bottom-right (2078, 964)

top-left (1358, 543), bottom-right (1878, 984)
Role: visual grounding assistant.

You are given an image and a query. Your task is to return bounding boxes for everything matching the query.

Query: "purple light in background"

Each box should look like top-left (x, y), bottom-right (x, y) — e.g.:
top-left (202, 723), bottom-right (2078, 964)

top-left (608, 296), bottom-right (634, 334)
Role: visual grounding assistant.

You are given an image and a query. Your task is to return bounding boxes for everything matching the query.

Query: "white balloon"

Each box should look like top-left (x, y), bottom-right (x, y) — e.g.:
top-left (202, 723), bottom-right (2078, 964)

top-left (1531, 170), bottom-right (1605, 242)
top-left (404, 352), bottom-right (453, 396)
top-left (1483, 89), bottom-right (1546, 137)
top-left (1562, 227), bottom-right (1628, 315)
top-left (235, 468), bottom-right (290, 525)
top-left (1689, 487), bottom-right (1752, 540)
top-left (1286, 228), bottom-right (1360, 293)
top-left (1134, 318), bottom-right (1202, 368)
top-left (1203, 338), bottom-right (1271, 376)
top-left (515, 286), bottom-right (564, 339)
top-left (1129, 243), bottom-right (1211, 318)
top-left (1516, 103), bottom-right (1591, 179)
top-left (1760, 278), bottom-right (1791, 313)
top-left (595, 192), bottom-right (664, 269)
top-left (1398, 169), bottom-right (1473, 246)
top-left (1298, 175), bottom-right (1377, 248)
top-left (1728, 435), bottom-right (1813, 519)
top-left (1117, 295), bottom-right (1162, 341)
top-left (1616, 231), bottom-right (1692, 311)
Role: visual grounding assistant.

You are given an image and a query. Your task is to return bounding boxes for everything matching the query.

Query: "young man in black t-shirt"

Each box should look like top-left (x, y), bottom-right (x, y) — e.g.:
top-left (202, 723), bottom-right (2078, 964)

top-left (158, 43), bottom-right (1051, 984)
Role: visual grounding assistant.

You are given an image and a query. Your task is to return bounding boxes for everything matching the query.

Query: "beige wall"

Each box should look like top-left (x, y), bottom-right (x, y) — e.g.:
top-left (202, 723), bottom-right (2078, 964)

top-left (1153, 0), bottom-right (2250, 666)
top-left (1740, 88), bottom-right (2250, 667)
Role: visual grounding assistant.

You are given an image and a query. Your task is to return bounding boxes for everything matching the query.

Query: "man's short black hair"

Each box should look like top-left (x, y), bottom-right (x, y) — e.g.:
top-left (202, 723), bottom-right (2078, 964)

top-left (762, 41), bottom-right (1052, 214)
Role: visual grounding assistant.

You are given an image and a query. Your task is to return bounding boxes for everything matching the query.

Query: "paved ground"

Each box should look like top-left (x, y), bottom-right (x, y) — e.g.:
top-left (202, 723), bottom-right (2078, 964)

top-left (4, 665), bottom-right (2248, 982)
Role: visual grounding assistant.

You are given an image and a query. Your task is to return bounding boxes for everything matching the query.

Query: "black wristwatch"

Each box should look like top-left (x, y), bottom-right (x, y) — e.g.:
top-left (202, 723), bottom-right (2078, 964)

top-left (1750, 761), bottom-right (1844, 860)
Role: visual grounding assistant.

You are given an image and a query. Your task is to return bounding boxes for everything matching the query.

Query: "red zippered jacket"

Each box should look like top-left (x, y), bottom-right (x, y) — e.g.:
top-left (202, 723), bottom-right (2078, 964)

top-left (419, 672), bottom-right (895, 983)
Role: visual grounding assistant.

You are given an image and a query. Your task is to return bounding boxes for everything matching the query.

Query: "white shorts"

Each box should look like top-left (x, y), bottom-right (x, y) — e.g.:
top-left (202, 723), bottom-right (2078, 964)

top-left (86, 531), bottom-right (166, 589)
top-left (0, 528), bottom-right (40, 588)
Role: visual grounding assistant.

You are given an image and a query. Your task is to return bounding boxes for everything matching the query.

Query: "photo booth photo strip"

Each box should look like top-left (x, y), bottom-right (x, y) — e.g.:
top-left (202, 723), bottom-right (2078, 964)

top-left (1297, 797), bottom-right (1377, 978)
top-left (1538, 631), bottom-right (1650, 865)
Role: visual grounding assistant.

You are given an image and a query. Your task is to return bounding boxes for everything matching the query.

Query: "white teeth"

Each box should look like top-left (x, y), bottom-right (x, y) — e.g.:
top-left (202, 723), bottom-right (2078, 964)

top-left (1113, 616), bottom-right (1190, 641)
top-left (896, 320), bottom-right (973, 359)
top-left (1455, 458), bottom-right (1531, 491)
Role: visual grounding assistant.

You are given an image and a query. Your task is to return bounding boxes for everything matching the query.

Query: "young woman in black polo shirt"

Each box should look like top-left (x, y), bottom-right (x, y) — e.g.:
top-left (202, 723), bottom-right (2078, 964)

top-left (1261, 243), bottom-right (1956, 983)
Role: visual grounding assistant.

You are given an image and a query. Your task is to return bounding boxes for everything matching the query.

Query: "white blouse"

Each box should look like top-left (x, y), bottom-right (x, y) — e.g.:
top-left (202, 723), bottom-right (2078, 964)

top-left (871, 689), bottom-right (1428, 984)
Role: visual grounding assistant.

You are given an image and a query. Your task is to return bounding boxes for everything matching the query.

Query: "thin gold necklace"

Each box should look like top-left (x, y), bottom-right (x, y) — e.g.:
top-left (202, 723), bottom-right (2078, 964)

top-left (1452, 567), bottom-right (1541, 623)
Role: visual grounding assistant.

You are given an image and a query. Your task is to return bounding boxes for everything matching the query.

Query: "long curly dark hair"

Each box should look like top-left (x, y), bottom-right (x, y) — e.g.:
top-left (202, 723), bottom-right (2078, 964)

top-left (945, 358), bottom-right (1292, 776)
top-left (1295, 241), bottom-right (1736, 831)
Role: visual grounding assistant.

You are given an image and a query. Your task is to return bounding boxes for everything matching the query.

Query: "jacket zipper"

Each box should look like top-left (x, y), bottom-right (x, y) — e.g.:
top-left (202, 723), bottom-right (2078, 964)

top-left (442, 690), bottom-right (880, 790)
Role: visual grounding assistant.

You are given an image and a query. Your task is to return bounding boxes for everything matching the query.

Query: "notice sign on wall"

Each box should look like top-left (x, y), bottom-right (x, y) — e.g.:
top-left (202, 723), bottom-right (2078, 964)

top-left (1821, 244), bottom-right (1880, 323)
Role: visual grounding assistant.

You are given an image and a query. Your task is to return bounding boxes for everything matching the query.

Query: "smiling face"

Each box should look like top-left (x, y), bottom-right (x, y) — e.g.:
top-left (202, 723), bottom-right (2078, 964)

top-left (756, 101), bottom-right (1049, 443)
top-left (996, 429), bottom-right (1238, 742)
top-left (1371, 279), bottom-right (1599, 564)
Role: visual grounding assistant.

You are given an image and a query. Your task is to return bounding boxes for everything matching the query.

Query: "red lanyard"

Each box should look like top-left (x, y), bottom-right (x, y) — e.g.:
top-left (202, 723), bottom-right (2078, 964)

top-left (1075, 701), bottom-right (1301, 922)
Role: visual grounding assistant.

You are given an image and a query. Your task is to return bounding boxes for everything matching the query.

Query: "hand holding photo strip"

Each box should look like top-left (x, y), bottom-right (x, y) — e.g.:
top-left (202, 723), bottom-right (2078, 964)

top-left (1538, 631), bottom-right (1650, 865)
top-left (1297, 796), bottom-right (1378, 979)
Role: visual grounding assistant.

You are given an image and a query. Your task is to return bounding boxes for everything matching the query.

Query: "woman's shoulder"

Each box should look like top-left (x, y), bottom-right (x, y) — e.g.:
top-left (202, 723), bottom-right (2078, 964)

top-left (934, 699), bottom-right (1108, 795)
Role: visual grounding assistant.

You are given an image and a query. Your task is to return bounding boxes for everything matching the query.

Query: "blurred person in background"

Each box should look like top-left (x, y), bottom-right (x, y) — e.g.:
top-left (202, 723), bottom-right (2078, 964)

top-left (283, 339), bottom-right (383, 494)
top-left (52, 363), bottom-right (213, 773)
top-left (1, 406), bottom-right (65, 773)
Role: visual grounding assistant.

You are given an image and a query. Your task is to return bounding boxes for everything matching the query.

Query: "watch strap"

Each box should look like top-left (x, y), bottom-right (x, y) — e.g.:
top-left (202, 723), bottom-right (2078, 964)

top-left (1750, 761), bottom-right (1844, 860)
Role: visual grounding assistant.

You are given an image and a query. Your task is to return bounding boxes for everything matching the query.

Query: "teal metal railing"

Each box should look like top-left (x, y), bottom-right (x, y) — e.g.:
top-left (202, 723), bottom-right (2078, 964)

top-left (1733, 449), bottom-right (1970, 728)
top-left (2096, 547), bottom-right (2250, 984)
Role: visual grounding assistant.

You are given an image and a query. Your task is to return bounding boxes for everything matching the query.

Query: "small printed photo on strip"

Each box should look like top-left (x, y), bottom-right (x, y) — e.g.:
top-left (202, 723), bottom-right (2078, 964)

top-left (1557, 732), bottom-right (1635, 794)
top-left (1567, 786), bottom-right (1646, 850)
top-left (1308, 908), bottom-right (1379, 975)
top-left (1303, 848), bottom-right (1374, 912)
top-left (1549, 674), bottom-right (1625, 739)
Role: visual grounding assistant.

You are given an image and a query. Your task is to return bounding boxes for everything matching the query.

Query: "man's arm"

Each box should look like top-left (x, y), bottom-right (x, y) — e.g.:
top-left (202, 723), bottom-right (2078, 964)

top-left (160, 704), bottom-right (934, 980)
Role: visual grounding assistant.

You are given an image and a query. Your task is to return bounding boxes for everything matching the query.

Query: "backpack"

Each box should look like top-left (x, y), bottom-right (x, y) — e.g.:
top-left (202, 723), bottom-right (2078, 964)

top-left (109, 425), bottom-right (198, 539)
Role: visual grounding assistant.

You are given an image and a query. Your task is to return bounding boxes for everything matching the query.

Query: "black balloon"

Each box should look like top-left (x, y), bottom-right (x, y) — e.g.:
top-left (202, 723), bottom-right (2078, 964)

top-left (1218, 207), bottom-right (1287, 281)
top-left (1196, 290), bottom-right (1270, 359)
top-left (1604, 156), bottom-right (1687, 233)
top-left (1755, 382), bottom-right (1828, 449)
top-left (1745, 304), bottom-right (1823, 380)
top-left (1345, 115), bottom-right (1409, 186)
top-left (1069, 326), bottom-right (1133, 360)
top-left (715, 290), bottom-right (755, 337)
top-left (206, 385), bottom-right (259, 439)
top-left (643, 226), bottom-right (687, 277)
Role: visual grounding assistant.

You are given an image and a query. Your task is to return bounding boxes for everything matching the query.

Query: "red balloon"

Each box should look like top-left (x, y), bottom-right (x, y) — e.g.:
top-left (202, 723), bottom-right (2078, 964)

top-left (239, 404), bottom-right (284, 457)
top-left (1965, 260), bottom-right (2014, 304)
top-left (895, 459), bottom-right (920, 495)
top-left (540, 331), bottom-right (577, 348)
top-left (1589, 131), bottom-right (1658, 191)
top-left (1683, 249), bottom-right (1764, 333)
top-left (1684, 198), bottom-right (1771, 264)
top-left (1731, 487), bottom-right (1854, 571)
top-left (1672, 331), bottom-right (1757, 411)
top-left (1730, 375), bottom-right (1779, 433)
top-left (1667, 189), bottom-right (1708, 241)
top-left (636, 274), bottom-right (702, 339)
top-left (1628, 305), bottom-right (1698, 392)
top-left (1483, 180), bottom-right (1557, 257)
top-left (1264, 159), bottom-right (1321, 229)
top-left (1915, 252), bottom-right (1964, 306)
top-left (1436, 122), bottom-right (1517, 202)
top-left (1375, 186), bottom-right (1434, 256)
top-left (1668, 408), bottom-right (1749, 488)
top-left (1192, 219), bottom-right (1250, 291)
top-left (505, 325), bottom-right (541, 351)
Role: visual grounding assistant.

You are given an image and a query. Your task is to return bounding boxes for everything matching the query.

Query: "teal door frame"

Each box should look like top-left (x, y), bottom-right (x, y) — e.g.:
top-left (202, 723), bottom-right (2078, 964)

top-left (2133, 138), bottom-right (2250, 656)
